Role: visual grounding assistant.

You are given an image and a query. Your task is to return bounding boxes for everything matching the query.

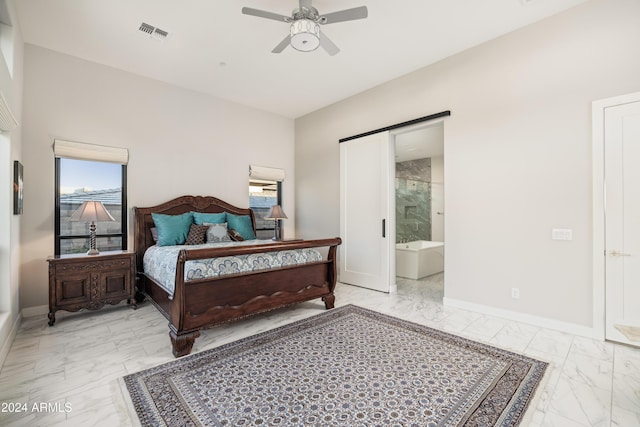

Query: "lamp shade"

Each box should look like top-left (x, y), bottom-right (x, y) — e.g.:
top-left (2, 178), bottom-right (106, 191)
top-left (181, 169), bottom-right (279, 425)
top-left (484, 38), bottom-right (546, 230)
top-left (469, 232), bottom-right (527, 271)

top-left (265, 205), bottom-right (288, 220)
top-left (69, 200), bottom-right (115, 222)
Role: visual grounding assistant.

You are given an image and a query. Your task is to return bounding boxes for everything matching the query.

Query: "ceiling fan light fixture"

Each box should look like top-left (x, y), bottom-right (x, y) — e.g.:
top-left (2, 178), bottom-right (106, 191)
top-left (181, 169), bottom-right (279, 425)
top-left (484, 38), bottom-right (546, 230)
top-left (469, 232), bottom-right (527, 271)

top-left (290, 19), bottom-right (320, 52)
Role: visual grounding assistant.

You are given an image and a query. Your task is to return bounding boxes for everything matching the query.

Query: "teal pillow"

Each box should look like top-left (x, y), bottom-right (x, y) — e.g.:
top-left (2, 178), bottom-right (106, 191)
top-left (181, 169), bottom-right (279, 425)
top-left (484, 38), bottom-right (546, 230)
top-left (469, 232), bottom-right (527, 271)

top-left (226, 213), bottom-right (256, 240)
top-left (193, 211), bottom-right (226, 225)
top-left (151, 212), bottom-right (193, 246)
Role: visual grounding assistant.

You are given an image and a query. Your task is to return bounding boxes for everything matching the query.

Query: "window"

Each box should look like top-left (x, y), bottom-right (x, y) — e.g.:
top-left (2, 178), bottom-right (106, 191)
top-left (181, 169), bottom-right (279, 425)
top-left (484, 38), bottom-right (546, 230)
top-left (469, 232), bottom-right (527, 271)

top-left (249, 179), bottom-right (281, 240)
top-left (0, 10), bottom-right (15, 78)
top-left (248, 165), bottom-right (285, 240)
top-left (54, 140), bottom-right (128, 255)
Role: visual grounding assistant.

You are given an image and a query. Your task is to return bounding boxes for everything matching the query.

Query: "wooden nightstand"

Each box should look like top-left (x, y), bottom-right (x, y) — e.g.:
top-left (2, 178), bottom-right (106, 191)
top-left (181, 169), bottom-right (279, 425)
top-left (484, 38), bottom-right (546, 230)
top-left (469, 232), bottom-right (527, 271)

top-left (47, 250), bottom-right (137, 326)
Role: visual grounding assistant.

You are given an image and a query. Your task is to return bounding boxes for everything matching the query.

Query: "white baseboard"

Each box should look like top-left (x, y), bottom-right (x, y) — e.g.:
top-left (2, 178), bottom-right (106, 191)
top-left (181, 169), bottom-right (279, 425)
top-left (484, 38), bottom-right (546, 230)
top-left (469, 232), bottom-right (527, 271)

top-left (0, 312), bottom-right (21, 371)
top-left (21, 305), bottom-right (48, 318)
top-left (442, 297), bottom-right (596, 339)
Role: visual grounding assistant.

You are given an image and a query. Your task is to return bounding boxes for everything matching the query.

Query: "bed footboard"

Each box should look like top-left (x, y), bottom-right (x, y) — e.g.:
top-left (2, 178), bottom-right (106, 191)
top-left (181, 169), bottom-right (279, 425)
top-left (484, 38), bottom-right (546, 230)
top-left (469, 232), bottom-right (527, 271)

top-left (146, 238), bottom-right (341, 357)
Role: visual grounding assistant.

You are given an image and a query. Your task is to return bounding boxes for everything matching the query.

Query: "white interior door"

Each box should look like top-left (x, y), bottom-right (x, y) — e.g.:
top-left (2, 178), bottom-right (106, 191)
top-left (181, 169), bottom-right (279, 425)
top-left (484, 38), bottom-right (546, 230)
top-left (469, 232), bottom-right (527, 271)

top-left (339, 131), bottom-right (391, 292)
top-left (605, 99), bottom-right (640, 347)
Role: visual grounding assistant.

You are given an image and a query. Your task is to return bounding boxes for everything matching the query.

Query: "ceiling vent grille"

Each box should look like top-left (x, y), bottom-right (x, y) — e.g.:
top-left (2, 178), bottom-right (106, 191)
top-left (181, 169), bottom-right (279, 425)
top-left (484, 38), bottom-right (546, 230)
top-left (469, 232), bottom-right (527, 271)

top-left (0, 91), bottom-right (18, 132)
top-left (138, 22), bottom-right (169, 41)
top-left (152, 28), bottom-right (168, 41)
top-left (138, 22), bottom-right (154, 36)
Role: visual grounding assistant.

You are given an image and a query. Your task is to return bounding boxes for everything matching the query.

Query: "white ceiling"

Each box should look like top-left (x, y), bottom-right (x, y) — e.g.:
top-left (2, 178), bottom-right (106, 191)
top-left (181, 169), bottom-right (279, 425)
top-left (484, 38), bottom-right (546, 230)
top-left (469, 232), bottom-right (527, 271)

top-left (14, 0), bottom-right (588, 118)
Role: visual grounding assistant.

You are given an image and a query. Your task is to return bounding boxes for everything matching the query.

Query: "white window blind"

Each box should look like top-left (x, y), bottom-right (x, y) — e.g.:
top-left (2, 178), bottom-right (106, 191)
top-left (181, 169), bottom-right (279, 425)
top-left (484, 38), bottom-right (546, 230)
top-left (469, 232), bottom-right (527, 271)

top-left (249, 164), bottom-right (285, 182)
top-left (53, 139), bottom-right (129, 164)
top-left (0, 91), bottom-right (18, 132)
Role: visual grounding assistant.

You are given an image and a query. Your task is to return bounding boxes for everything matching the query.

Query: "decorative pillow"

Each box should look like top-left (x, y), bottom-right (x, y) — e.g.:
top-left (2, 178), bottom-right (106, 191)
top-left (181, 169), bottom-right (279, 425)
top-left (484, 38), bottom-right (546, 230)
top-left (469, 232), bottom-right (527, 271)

top-left (193, 211), bottom-right (226, 225)
top-left (226, 213), bottom-right (256, 240)
top-left (228, 229), bottom-right (245, 241)
top-left (185, 224), bottom-right (209, 245)
top-left (204, 222), bottom-right (232, 243)
top-left (151, 212), bottom-right (193, 246)
top-left (150, 227), bottom-right (158, 243)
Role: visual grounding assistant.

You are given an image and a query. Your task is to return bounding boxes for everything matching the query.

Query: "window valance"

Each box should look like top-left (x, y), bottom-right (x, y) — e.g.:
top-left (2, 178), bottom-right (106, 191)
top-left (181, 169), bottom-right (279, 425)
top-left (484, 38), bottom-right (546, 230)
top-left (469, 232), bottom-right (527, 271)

top-left (53, 139), bottom-right (129, 165)
top-left (249, 164), bottom-right (285, 182)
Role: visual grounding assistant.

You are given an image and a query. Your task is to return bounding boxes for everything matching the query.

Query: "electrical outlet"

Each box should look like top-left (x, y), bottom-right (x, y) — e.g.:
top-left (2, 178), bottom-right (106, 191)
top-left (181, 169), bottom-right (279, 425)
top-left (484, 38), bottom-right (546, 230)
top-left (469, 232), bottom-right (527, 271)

top-left (552, 228), bottom-right (573, 241)
top-left (511, 288), bottom-right (520, 299)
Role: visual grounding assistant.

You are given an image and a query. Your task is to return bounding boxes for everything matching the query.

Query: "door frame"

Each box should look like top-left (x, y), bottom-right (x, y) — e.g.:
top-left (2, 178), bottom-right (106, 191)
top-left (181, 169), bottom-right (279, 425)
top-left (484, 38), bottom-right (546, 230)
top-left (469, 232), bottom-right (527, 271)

top-left (338, 111), bottom-right (451, 294)
top-left (390, 118), bottom-right (447, 291)
top-left (592, 91), bottom-right (640, 340)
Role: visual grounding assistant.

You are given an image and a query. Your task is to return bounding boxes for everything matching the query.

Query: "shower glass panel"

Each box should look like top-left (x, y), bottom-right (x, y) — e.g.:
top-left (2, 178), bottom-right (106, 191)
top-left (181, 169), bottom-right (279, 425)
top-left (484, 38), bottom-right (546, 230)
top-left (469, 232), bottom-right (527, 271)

top-left (395, 158), bottom-right (432, 243)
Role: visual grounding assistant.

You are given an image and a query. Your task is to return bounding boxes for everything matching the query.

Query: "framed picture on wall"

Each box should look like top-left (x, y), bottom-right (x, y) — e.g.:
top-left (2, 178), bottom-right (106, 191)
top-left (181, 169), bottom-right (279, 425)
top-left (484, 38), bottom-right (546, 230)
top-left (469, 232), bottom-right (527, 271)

top-left (13, 160), bottom-right (23, 215)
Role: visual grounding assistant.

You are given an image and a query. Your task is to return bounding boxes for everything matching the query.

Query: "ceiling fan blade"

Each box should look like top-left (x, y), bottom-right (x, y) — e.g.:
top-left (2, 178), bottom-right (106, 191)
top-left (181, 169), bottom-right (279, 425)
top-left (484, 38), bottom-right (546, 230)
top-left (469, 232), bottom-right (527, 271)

top-left (320, 33), bottom-right (340, 56)
top-left (320, 6), bottom-right (368, 25)
top-left (242, 7), bottom-right (290, 23)
top-left (271, 35), bottom-right (291, 54)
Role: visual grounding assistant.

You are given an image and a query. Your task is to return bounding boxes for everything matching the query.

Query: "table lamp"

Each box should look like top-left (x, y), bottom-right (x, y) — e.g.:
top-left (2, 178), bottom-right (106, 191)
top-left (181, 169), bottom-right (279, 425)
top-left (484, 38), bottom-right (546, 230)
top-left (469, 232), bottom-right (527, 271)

top-left (69, 200), bottom-right (115, 255)
top-left (265, 205), bottom-right (288, 241)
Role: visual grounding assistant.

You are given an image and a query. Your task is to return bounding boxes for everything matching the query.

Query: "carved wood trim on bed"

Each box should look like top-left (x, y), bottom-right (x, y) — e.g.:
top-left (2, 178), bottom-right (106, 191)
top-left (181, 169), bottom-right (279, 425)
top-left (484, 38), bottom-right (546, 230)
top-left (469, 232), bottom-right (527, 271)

top-left (134, 195), bottom-right (342, 357)
top-left (134, 195), bottom-right (256, 274)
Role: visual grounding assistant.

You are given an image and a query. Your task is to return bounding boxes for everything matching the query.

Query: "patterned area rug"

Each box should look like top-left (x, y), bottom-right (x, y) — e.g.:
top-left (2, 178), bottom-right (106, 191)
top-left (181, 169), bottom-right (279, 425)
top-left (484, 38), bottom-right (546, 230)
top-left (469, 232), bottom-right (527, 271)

top-left (124, 305), bottom-right (547, 426)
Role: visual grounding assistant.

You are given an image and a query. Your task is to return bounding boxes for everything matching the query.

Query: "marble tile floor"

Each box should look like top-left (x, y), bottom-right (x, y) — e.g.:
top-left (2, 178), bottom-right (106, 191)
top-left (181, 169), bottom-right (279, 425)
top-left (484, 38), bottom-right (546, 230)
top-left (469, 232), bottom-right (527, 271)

top-left (0, 274), bottom-right (639, 426)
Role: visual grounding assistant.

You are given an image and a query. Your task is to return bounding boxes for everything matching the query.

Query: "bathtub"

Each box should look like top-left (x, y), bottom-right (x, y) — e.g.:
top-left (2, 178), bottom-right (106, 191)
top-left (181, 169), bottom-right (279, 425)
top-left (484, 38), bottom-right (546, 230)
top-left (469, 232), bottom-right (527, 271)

top-left (396, 241), bottom-right (444, 279)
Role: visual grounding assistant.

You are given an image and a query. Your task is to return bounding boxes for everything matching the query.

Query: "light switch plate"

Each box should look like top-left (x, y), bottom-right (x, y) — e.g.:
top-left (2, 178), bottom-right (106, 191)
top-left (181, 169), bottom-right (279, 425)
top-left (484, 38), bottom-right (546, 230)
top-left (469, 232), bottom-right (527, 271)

top-left (552, 228), bottom-right (573, 241)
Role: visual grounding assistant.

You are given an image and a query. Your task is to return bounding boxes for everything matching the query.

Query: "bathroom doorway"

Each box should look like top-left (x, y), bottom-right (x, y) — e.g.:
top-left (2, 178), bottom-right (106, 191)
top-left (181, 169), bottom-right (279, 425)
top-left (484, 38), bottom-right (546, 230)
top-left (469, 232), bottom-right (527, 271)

top-left (393, 122), bottom-right (444, 293)
top-left (339, 111), bottom-right (449, 294)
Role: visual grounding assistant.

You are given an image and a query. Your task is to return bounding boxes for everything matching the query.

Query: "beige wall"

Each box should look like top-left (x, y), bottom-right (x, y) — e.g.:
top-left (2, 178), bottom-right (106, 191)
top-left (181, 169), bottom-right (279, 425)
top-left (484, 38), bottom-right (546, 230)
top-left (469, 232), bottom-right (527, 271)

top-left (295, 0), bottom-right (640, 328)
top-left (430, 155), bottom-right (444, 242)
top-left (20, 45), bottom-right (295, 309)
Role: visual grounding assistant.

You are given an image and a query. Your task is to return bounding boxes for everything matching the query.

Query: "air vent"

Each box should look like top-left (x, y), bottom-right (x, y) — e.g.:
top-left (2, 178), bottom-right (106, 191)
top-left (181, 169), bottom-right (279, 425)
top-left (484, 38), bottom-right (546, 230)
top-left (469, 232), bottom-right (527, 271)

top-left (138, 22), bottom-right (169, 41)
top-left (0, 91), bottom-right (18, 132)
top-left (138, 22), bottom-right (154, 36)
top-left (152, 28), bottom-right (168, 41)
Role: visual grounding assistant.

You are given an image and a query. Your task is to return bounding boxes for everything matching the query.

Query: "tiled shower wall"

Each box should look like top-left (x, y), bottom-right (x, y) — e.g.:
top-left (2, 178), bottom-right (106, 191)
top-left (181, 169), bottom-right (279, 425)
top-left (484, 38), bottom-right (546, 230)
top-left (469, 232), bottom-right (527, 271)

top-left (396, 158), bottom-right (431, 243)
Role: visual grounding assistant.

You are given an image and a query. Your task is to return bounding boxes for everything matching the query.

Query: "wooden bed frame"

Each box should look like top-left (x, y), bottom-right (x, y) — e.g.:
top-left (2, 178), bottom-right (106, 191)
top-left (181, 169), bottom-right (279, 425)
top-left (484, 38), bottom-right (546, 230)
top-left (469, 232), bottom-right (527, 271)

top-left (134, 195), bottom-right (342, 357)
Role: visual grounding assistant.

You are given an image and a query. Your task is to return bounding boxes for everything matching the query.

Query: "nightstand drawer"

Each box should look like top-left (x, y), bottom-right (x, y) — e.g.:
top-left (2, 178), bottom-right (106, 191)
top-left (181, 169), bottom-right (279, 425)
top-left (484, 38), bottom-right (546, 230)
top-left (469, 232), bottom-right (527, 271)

top-left (54, 257), bottom-right (131, 273)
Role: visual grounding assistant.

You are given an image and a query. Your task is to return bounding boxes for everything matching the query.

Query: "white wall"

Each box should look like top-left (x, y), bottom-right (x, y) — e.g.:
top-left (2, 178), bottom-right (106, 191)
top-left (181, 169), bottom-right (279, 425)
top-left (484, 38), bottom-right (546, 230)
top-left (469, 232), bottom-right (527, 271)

top-left (295, 0), bottom-right (640, 328)
top-left (0, 0), bottom-right (23, 366)
top-left (430, 155), bottom-right (444, 242)
top-left (20, 45), bottom-right (294, 310)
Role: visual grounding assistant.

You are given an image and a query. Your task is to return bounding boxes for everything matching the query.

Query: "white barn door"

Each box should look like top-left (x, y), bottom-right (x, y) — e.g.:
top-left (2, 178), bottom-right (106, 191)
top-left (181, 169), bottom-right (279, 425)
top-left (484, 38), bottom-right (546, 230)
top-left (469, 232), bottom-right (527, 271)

top-left (604, 98), bottom-right (640, 347)
top-left (339, 132), bottom-right (392, 292)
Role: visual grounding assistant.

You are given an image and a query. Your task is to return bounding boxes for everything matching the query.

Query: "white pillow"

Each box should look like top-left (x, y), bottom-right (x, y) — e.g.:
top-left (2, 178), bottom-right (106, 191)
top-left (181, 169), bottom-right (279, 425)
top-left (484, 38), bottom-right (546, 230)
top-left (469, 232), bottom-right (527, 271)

top-left (204, 222), bottom-right (231, 243)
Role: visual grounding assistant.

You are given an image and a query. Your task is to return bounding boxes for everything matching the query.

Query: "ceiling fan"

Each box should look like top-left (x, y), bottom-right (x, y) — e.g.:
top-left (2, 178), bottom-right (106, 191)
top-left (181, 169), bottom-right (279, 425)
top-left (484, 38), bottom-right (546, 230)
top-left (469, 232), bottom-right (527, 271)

top-left (241, 0), bottom-right (368, 56)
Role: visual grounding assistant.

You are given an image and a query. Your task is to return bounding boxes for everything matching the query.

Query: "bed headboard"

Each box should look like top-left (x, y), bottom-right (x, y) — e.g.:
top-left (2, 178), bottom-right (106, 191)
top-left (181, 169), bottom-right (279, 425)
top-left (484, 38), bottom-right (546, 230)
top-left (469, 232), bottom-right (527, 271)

top-left (133, 195), bottom-right (257, 273)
